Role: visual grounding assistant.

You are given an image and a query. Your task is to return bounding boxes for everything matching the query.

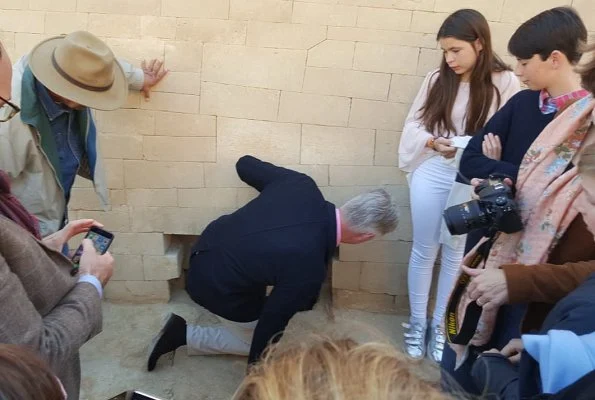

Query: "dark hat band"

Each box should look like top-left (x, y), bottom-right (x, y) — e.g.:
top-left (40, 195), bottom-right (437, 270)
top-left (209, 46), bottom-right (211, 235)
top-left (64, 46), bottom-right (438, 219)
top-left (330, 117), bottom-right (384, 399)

top-left (51, 50), bottom-right (114, 93)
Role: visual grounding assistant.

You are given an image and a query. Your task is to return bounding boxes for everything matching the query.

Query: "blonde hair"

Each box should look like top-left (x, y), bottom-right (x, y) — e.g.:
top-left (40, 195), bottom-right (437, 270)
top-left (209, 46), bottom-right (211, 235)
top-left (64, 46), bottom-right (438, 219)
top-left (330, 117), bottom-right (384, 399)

top-left (579, 142), bottom-right (595, 196)
top-left (233, 335), bottom-right (454, 400)
top-left (578, 41), bottom-right (595, 93)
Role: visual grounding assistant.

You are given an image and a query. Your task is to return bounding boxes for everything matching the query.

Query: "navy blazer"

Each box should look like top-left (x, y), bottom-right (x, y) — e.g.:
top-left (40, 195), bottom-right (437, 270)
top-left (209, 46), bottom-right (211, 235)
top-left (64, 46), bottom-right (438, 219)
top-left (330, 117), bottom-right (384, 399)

top-left (187, 155), bottom-right (337, 364)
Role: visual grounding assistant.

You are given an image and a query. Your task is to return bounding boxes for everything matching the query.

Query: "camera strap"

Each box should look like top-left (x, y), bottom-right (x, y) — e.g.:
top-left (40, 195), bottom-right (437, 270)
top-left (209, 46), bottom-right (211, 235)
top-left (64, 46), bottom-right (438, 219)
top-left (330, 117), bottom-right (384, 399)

top-left (445, 231), bottom-right (500, 345)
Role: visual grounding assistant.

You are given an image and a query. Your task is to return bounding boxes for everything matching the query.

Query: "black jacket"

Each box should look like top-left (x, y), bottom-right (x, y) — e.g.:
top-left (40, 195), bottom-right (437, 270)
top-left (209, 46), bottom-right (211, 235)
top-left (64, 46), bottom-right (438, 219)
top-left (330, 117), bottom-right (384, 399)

top-left (186, 156), bottom-right (337, 364)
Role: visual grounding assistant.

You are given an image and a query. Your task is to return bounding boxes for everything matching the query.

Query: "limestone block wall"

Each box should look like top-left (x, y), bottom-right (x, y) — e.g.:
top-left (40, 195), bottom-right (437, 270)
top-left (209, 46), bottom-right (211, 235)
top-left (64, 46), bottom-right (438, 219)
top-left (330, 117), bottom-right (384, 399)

top-left (0, 0), bottom-right (593, 310)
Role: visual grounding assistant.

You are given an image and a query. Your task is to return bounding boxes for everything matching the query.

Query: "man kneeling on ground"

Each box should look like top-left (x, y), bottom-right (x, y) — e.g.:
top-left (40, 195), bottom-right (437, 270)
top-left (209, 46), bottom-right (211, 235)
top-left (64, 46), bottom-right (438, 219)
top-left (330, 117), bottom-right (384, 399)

top-left (147, 155), bottom-right (399, 369)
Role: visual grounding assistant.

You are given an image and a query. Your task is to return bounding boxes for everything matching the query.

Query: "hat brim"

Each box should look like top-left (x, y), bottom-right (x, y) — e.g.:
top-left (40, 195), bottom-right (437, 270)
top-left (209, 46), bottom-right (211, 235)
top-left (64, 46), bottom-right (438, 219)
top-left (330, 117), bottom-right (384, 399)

top-left (28, 36), bottom-right (128, 111)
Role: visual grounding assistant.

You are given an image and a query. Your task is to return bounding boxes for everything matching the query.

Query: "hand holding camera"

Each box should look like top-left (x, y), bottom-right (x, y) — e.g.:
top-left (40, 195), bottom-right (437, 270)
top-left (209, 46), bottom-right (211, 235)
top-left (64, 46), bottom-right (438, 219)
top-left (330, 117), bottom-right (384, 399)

top-left (443, 174), bottom-right (522, 236)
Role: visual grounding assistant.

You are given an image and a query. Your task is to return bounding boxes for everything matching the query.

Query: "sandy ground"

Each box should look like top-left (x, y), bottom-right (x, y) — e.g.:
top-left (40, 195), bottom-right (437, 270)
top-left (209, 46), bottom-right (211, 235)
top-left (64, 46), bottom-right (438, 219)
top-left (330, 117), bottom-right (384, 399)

top-left (80, 289), bottom-right (437, 400)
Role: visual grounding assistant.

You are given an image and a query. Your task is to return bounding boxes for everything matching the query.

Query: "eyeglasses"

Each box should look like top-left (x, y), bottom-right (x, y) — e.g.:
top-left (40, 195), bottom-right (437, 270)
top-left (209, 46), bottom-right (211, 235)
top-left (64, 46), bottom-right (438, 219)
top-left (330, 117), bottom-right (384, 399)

top-left (0, 95), bottom-right (20, 122)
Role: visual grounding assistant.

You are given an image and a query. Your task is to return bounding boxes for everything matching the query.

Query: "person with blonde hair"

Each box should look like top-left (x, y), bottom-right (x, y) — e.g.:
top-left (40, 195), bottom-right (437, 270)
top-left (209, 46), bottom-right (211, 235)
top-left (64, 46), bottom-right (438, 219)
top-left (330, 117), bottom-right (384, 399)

top-left (233, 335), bottom-right (453, 400)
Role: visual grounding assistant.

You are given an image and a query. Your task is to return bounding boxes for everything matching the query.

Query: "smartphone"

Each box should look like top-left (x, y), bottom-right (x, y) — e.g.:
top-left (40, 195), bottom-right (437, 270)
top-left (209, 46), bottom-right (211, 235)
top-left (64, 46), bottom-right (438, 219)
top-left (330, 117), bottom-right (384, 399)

top-left (71, 226), bottom-right (114, 266)
top-left (107, 391), bottom-right (164, 400)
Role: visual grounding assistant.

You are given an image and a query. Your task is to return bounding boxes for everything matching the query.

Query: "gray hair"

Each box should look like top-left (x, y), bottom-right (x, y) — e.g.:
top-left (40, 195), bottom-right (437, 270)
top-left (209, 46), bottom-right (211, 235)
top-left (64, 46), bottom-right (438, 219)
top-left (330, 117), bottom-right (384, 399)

top-left (340, 189), bottom-right (399, 236)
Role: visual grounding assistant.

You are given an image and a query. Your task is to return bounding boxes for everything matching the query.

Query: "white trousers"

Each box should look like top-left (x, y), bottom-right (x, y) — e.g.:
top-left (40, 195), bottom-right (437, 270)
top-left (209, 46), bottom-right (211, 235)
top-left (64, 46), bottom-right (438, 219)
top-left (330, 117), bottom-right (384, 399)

top-left (407, 156), bottom-right (465, 327)
top-left (186, 318), bottom-right (257, 356)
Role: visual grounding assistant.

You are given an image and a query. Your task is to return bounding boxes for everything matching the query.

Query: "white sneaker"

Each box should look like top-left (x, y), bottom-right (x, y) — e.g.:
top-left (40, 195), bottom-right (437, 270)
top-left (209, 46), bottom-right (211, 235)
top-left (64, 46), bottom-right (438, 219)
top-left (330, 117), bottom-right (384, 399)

top-left (427, 324), bottom-right (445, 364)
top-left (402, 321), bottom-right (427, 360)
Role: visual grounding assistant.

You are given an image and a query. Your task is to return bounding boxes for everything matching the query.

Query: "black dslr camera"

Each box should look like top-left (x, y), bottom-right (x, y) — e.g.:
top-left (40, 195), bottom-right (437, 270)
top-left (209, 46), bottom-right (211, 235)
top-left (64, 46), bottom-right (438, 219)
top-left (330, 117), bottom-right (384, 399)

top-left (443, 175), bottom-right (523, 236)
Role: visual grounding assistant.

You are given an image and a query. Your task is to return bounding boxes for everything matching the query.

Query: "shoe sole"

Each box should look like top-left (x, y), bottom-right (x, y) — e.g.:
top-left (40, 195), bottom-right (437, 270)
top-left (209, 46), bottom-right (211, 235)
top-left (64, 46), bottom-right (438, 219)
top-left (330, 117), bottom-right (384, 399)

top-left (147, 312), bottom-right (178, 371)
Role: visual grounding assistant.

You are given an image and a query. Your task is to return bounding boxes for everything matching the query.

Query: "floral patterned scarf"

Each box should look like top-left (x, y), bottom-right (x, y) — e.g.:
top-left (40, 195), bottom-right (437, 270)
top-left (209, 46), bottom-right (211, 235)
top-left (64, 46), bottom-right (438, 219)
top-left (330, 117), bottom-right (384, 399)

top-left (456, 95), bottom-right (595, 347)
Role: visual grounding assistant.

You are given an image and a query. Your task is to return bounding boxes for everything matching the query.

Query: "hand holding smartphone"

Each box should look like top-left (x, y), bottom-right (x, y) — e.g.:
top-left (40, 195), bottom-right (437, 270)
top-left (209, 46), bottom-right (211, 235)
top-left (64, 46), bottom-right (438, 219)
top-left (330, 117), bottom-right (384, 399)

top-left (70, 226), bottom-right (115, 276)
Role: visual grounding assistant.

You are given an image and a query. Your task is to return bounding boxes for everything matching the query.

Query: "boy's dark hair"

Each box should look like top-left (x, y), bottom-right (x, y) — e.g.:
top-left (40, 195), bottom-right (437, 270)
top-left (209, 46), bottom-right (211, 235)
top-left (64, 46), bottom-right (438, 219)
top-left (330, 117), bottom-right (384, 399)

top-left (508, 6), bottom-right (587, 64)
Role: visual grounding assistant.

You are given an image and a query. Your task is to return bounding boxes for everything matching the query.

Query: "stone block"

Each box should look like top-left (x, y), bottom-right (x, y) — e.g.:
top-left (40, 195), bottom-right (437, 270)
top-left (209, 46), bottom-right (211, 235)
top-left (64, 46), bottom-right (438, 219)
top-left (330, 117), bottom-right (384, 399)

top-left (105, 38), bottom-right (164, 66)
top-left (109, 190), bottom-right (128, 208)
top-left (71, 208), bottom-right (131, 232)
top-left (356, 7), bottom-right (412, 30)
top-left (331, 261), bottom-right (361, 290)
top-left (328, 27), bottom-right (436, 48)
top-left (301, 125), bottom-right (375, 165)
top-left (109, 232), bottom-right (171, 255)
top-left (411, 11), bottom-right (449, 34)
top-left (200, 82), bottom-right (280, 121)
top-left (247, 22), bottom-right (326, 49)
top-left (320, 185), bottom-right (409, 210)
top-left (354, 43), bottom-right (419, 75)
top-left (330, 166), bottom-right (406, 186)
top-left (230, 0), bottom-right (293, 22)
top-left (124, 161), bottom-right (204, 189)
top-left (99, 135), bottom-right (143, 160)
top-left (77, 0), bottom-right (160, 15)
top-left (417, 48), bottom-right (442, 76)
top-left (88, 14), bottom-right (141, 38)
top-left (68, 187), bottom-right (104, 211)
top-left (161, 0), bottom-right (229, 19)
top-left (333, 289), bottom-right (396, 313)
top-left (307, 40), bottom-right (355, 69)
top-left (178, 188), bottom-right (238, 208)
top-left (339, 240), bottom-right (412, 264)
top-left (203, 44), bottom-right (306, 91)
top-left (303, 67), bottom-right (390, 101)
top-left (143, 244), bottom-right (183, 281)
top-left (237, 187), bottom-right (259, 206)
top-left (30, 0), bottom-right (74, 10)
top-left (154, 72), bottom-right (201, 95)
top-left (0, 10), bottom-right (44, 33)
top-left (278, 92), bottom-right (350, 126)
top-left (204, 163), bottom-right (247, 188)
top-left (126, 189), bottom-right (178, 207)
top-left (360, 262), bottom-right (408, 296)
top-left (339, 0), bottom-right (434, 11)
top-left (45, 12), bottom-right (89, 35)
top-left (217, 118), bottom-right (301, 164)
top-left (164, 41), bottom-right (203, 73)
top-left (143, 136), bottom-right (216, 162)
top-left (389, 74), bottom-right (424, 104)
top-left (111, 254), bottom-right (145, 281)
top-left (130, 207), bottom-right (234, 234)
top-left (489, 23), bottom-right (518, 60)
top-left (14, 33), bottom-right (52, 60)
top-left (0, 0), bottom-right (28, 10)
top-left (155, 113), bottom-right (216, 137)
top-left (140, 92), bottom-right (200, 114)
top-left (383, 206), bottom-right (412, 242)
top-left (292, 2), bottom-right (357, 26)
top-left (95, 109), bottom-right (155, 135)
top-left (103, 159), bottom-right (125, 189)
top-left (175, 18), bottom-right (247, 44)
top-left (375, 130), bottom-right (401, 167)
top-left (349, 99), bottom-right (409, 131)
top-left (141, 16), bottom-right (177, 39)
top-left (105, 281), bottom-right (170, 303)
top-left (434, 0), bottom-right (504, 21)
top-left (501, 0), bottom-right (570, 23)
top-left (574, 0), bottom-right (595, 28)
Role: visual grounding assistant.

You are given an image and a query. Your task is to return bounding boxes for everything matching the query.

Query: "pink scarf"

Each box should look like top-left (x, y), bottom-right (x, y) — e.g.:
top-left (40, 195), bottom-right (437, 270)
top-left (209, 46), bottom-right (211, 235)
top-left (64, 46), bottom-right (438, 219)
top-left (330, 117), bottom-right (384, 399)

top-left (455, 95), bottom-right (595, 348)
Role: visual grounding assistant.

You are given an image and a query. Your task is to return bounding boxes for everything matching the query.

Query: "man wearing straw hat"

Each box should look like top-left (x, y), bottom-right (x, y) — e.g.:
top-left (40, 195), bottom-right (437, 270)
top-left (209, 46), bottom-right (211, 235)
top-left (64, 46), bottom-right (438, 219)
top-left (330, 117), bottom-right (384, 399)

top-left (0, 31), bottom-right (167, 238)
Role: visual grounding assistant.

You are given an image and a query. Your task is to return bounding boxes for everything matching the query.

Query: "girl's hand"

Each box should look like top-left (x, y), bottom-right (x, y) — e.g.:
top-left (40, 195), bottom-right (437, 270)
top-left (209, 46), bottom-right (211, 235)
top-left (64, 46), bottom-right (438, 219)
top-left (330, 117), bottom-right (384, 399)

top-left (434, 137), bottom-right (457, 159)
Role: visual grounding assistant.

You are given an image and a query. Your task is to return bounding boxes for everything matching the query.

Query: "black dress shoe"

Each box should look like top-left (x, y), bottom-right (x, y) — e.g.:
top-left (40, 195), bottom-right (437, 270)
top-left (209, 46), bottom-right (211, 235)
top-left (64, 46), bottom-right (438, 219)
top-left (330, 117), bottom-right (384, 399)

top-left (147, 313), bottom-right (187, 371)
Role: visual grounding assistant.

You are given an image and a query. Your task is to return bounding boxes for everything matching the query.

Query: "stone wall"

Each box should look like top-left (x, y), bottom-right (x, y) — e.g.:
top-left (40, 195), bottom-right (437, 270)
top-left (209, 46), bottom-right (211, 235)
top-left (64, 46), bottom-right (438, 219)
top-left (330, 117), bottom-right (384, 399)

top-left (1, 0), bottom-right (593, 310)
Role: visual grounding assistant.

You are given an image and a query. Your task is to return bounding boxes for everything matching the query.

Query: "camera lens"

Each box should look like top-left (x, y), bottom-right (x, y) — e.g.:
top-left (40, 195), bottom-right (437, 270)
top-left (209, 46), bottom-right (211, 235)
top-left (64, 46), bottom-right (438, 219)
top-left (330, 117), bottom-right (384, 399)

top-left (443, 200), bottom-right (489, 235)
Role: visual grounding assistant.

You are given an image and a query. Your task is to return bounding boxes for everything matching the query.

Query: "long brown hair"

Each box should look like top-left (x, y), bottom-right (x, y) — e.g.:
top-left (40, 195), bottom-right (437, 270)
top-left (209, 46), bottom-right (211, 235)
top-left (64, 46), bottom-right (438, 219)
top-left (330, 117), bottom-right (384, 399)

top-left (0, 344), bottom-right (64, 400)
top-left (420, 9), bottom-right (510, 137)
top-left (579, 42), bottom-right (595, 94)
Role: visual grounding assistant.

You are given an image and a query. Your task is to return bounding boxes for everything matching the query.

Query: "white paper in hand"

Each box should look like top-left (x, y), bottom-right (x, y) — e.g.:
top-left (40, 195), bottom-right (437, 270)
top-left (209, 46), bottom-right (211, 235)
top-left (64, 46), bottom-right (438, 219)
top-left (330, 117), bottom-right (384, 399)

top-left (450, 135), bottom-right (472, 149)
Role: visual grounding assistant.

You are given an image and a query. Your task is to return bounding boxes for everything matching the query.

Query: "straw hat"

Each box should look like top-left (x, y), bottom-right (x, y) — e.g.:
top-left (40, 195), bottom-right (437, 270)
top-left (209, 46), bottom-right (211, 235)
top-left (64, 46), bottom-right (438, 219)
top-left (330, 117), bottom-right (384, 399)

top-left (28, 31), bottom-right (128, 111)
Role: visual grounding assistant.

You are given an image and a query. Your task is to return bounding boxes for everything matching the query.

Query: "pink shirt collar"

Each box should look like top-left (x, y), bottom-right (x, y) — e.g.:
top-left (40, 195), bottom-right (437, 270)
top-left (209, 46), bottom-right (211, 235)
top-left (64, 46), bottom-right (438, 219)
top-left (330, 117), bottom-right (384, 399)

top-left (335, 209), bottom-right (341, 246)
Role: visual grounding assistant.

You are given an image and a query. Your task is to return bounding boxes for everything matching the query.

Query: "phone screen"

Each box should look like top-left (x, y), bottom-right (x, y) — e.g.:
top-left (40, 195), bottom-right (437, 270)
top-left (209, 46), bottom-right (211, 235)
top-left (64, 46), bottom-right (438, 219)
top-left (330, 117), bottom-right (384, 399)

top-left (71, 228), bottom-right (114, 265)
